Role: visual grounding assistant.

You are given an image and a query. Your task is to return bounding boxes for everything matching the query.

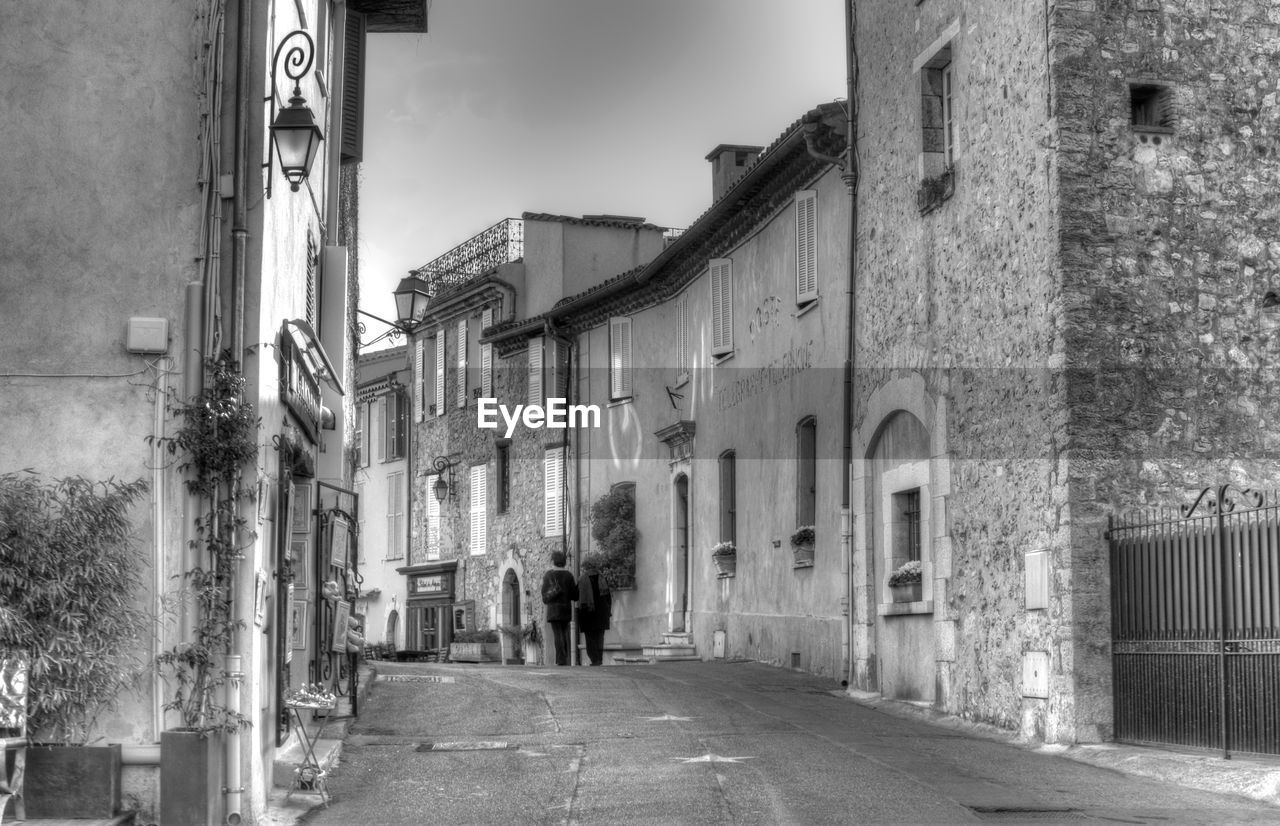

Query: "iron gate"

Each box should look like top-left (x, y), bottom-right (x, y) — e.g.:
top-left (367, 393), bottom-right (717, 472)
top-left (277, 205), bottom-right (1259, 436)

top-left (1108, 485), bottom-right (1280, 757)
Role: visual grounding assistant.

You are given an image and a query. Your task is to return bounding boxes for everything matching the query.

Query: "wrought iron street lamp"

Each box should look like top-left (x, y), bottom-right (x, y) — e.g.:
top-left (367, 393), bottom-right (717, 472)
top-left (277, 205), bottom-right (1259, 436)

top-left (266, 30), bottom-right (324, 198)
top-left (432, 455), bottom-right (460, 503)
top-left (356, 276), bottom-right (433, 348)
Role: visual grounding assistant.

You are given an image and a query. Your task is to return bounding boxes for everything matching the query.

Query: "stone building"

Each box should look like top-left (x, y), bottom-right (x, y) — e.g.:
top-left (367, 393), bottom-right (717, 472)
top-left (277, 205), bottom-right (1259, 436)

top-left (398, 214), bottom-right (668, 658)
top-left (487, 104), bottom-right (852, 673)
top-left (850, 0), bottom-right (1280, 746)
top-left (0, 1), bottom-right (425, 821)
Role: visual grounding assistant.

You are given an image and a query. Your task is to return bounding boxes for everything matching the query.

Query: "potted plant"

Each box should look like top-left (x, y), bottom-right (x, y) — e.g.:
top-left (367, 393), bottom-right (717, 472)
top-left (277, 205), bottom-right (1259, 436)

top-left (0, 472), bottom-right (150, 819)
top-left (448, 629), bottom-right (501, 663)
top-left (711, 541), bottom-right (737, 577)
top-left (521, 620), bottom-right (544, 665)
top-left (149, 353), bottom-right (257, 826)
top-left (590, 487), bottom-right (638, 589)
top-left (888, 559), bottom-right (923, 603)
top-left (790, 525), bottom-right (815, 567)
top-left (497, 625), bottom-right (525, 665)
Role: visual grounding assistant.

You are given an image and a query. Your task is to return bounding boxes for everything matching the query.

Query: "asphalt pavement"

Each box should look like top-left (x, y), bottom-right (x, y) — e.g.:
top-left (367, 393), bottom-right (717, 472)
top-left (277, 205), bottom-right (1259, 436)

top-left (266, 660), bottom-right (1280, 825)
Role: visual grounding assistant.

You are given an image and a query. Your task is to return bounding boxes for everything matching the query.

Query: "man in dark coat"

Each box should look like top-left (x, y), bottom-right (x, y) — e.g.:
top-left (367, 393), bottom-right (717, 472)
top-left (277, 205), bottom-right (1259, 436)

top-left (576, 554), bottom-right (613, 666)
top-left (541, 550), bottom-right (578, 666)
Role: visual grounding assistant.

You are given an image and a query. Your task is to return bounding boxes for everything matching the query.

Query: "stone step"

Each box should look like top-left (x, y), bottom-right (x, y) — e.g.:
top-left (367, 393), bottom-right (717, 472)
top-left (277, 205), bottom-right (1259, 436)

top-left (660, 632), bottom-right (693, 646)
top-left (13, 815), bottom-right (136, 826)
top-left (642, 643), bottom-right (698, 660)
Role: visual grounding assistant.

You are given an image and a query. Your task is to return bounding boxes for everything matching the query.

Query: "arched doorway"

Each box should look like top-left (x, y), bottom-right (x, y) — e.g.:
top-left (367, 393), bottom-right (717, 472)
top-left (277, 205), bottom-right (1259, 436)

top-left (501, 568), bottom-right (521, 628)
top-left (385, 609), bottom-right (399, 650)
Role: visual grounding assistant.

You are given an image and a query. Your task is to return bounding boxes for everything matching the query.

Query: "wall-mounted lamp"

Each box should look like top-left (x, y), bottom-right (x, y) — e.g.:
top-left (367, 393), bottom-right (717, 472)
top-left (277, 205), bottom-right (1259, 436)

top-left (356, 275), bottom-right (433, 348)
top-left (265, 30), bottom-right (324, 198)
top-left (432, 454), bottom-right (461, 503)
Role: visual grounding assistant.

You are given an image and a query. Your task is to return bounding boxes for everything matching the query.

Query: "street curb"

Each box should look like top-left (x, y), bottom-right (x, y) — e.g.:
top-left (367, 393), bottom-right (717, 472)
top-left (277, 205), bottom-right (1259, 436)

top-left (842, 688), bottom-right (1280, 808)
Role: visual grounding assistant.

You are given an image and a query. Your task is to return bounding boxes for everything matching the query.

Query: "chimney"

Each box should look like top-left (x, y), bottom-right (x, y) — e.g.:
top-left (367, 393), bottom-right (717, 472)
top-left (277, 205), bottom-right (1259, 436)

top-left (705, 144), bottom-right (763, 203)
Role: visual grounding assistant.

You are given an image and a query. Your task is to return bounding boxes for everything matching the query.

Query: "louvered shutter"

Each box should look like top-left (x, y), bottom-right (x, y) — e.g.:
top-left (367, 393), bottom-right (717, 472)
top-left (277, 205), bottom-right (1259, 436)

top-left (795, 190), bottom-right (818, 302)
top-left (426, 474), bottom-right (440, 559)
top-left (376, 396), bottom-right (387, 462)
top-left (470, 465), bottom-right (488, 555)
top-left (414, 340), bottom-right (425, 422)
top-left (481, 307), bottom-right (493, 398)
top-left (543, 447), bottom-right (564, 537)
top-left (341, 11), bottom-right (366, 162)
top-left (528, 335), bottom-right (544, 406)
top-left (456, 318), bottom-right (468, 408)
top-left (710, 259), bottom-right (733, 356)
top-left (610, 317), bottom-right (632, 400)
top-left (358, 402), bottom-right (370, 468)
top-left (677, 293), bottom-right (690, 383)
top-left (386, 472), bottom-right (402, 559)
top-left (434, 330), bottom-right (445, 417)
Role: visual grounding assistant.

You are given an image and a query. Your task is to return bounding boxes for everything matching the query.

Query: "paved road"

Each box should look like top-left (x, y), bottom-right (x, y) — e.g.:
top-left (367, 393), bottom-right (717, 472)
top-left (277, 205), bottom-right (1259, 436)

top-left (302, 660), bottom-right (1280, 825)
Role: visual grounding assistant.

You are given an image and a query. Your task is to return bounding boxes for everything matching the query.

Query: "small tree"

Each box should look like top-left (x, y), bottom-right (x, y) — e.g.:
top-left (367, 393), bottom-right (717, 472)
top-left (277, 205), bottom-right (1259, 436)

top-left (0, 472), bottom-right (149, 744)
top-left (590, 486), bottom-right (637, 588)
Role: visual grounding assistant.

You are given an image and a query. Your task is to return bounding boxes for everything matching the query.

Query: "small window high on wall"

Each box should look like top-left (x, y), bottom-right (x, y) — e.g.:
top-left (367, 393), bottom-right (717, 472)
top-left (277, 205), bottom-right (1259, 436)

top-left (796, 417), bottom-right (816, 528)
top-left (719, 450), bottom-right (736, 545)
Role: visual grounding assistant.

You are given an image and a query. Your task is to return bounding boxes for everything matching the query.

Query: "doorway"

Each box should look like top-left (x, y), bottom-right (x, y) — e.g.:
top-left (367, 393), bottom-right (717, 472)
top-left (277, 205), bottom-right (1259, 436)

top-left (672, 474), bottom-right (690, 632)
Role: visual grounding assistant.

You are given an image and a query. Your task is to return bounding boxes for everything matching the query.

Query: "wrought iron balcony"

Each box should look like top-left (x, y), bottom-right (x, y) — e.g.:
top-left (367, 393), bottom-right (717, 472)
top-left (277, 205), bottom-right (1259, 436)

top-left (411, 218), bottom-right (524, 295)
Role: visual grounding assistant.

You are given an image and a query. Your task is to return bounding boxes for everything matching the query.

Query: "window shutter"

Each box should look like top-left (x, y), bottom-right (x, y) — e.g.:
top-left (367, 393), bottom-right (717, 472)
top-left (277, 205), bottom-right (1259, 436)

top-left (677, 293), bottom-right (690, 382)
top-left (456, 318), bottom-right (468, 408)
top-left (341, 11), bottom-right (366, 162)
top-left (795, 190), bottom-right (818, 303)
top-left (426, 474), bottom-right (440, 559)
top-left (434, 330), bottom-right (445, 417)
top-left (386, 472), bottom-right (403, 559)
top-left (544, 447), bottom-right (564, 537)
top-left (710, 259), bottom-right (733, 356)
top-left (481, 307), bottom-right (493, 398)
top-left (358, 402), bottom-right (370, 468)
top-left (394, 391), bottom-right (407, 458)
top-left (528, 335), bottom-right (544, 406)
top-left (610, 317), bottom-right (632, 400)
top-left (470, 465), bottom-right (487, 555)
top-left (414, 340), bottom-right (425, 423)
top-left (376, 396), bottom-right (387, 462)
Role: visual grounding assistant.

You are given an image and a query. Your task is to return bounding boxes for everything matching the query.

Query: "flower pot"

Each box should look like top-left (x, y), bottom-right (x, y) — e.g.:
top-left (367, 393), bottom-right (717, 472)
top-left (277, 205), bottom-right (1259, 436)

top-left (448, 642), bottom-right (501, 663)
top-left (522, 641), bottom-right (543, 665)
top-left (890, 581), bottom-right (922, 603)
top-left (792, 543), bottom-right (815, 567)
top-left (160, 729), bottom-right (221, 826)
top-left (713, 553), bottom-right (737, 577)
top-left (24, 743), bottom-right (122, 819)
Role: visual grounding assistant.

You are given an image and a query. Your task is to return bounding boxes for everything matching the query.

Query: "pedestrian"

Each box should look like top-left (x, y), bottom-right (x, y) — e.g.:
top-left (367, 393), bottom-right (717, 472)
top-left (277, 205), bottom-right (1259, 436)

top-left (577, 553), bottom-right (613, 666)
top-left (541, 550), bottom-right (578, 666)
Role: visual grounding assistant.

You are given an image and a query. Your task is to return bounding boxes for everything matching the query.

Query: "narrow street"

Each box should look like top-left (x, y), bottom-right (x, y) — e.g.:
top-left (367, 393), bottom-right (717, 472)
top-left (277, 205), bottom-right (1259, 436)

top-left (299, 661), bottom-right (1280, 825)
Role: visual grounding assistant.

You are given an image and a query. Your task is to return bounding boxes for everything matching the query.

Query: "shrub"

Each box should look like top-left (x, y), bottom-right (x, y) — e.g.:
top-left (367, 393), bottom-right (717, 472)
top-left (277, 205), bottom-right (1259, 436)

top-left (590, 486), bottom-right (637, 587)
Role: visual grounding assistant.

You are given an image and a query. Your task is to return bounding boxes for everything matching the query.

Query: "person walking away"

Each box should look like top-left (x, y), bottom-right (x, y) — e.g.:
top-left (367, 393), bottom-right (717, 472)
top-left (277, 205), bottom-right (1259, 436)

top-left (577, 553), bottom-right (613, 666)
top-left (541, 550), bottom-right (578, 666)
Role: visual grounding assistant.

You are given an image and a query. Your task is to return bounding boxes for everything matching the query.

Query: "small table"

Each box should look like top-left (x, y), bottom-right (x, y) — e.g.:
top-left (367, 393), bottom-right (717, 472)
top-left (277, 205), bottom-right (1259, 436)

top-left (284, 700), bottom-right (336, 807)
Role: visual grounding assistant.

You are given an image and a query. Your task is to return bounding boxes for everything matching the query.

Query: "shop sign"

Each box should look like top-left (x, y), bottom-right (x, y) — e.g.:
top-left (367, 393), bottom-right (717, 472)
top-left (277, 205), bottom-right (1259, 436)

top-left (409, 573), bottom-right (449, 596)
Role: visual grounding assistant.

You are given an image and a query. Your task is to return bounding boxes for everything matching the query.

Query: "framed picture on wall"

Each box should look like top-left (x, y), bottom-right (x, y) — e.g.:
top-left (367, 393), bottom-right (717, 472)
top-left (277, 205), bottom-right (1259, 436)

top-left (329, 516), bottom-right (350, 570)
top-left (290, 535), bottom-right (311, 591)
top-left (291, 482), bottom-right (313, 535)
top-left (290, 599), bottom-right (309, 650)
top-left (331, 599), bottom-right (351, 653)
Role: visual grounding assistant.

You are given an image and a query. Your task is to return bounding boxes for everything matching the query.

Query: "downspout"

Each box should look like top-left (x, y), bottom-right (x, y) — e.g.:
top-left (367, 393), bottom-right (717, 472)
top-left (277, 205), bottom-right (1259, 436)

top-left (547, 320), bottom-right (578, 664)
top-left (225, 0), bottom-right (251, 821)
top-left (841, 0), bottom-right (860, 689)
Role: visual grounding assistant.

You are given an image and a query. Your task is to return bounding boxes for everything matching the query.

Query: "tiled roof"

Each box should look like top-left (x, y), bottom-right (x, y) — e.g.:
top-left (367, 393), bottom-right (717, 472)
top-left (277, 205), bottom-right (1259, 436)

top-left (521, 212), bottom-right (668, 232)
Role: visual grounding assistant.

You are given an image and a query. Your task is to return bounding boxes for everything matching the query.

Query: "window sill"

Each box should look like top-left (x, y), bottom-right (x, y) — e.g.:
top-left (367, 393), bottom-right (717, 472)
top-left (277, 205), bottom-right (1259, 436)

top-left (795, 298), bottom-right (820, 319)
top-left (877, 599), bottom-right (934, 617)
top-left (712, 351), bottom-right (735, 366)
top-left (793, 560), bottom-right (814, 570)
top-left (607, 397), bottom-right (634, 409)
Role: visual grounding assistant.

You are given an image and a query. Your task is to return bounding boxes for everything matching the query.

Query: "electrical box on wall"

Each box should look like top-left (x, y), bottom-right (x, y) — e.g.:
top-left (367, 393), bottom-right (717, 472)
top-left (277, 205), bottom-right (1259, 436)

top-left (1022, 651), bottom-right (1049, 699)
top-left (712, 629), bottom-right (726, 659)
top-left (126, 317), bottom-right (169, 354)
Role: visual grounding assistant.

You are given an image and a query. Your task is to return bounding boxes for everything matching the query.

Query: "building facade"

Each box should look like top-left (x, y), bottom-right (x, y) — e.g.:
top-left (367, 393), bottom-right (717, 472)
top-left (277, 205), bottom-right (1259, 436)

top-left (0, 1), bottom-right (425, 822)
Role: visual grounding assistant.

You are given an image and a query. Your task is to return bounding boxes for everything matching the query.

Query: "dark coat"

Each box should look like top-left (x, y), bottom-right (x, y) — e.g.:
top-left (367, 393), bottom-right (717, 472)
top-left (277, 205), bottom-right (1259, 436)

top-left (541, 568), bottom-right (578, 623)
top-left (576, 574), bottom-right (612, 632)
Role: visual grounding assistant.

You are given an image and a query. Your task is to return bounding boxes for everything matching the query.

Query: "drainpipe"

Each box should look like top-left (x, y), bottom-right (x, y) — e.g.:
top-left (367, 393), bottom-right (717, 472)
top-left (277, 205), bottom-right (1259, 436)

top-left (841, 0), bottom-right (861, 688)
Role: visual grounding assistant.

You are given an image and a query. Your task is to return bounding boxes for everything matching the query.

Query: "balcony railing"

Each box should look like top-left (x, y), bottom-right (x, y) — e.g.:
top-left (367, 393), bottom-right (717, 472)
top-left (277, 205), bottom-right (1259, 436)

top-left (412, 218), bottom-right (524, 294)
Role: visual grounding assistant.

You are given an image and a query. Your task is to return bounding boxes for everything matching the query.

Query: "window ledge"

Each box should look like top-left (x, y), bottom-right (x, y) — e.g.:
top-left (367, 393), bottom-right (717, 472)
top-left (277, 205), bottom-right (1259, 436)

top-left (795, 299), bottom-right (820, 318)
top-left (607, 397), bottom-right (634, 409)
top-left (793, 560), bottom-right (814, 570)
top-left (712, 351), bottom-right (735, 366)
top-left (716, 571), bottom-right (736, 579)
top-left (877, 599), bottom-right (934, 617)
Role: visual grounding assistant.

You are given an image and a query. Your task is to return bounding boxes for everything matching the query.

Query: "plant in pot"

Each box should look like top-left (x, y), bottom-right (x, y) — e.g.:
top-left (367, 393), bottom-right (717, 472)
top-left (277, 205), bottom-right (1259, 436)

top-left (148, 353), bottom-right (257, 826)
top-left (520, 619), bottom-right (544, 666)
top-left (497, 625), bottom-right (525, 665)
top-left (448, 629), bottom-right (500, 663)
top-left (590, 486), bottom-right (637, 589)
top-left (790, 525), bottom-right (815, 567)
top-left (711, 541), bottom-right (737, 577)
top-left (887, 559), bottom-right (923, 603)
top-left (0, 471), bottom-right (150, 819)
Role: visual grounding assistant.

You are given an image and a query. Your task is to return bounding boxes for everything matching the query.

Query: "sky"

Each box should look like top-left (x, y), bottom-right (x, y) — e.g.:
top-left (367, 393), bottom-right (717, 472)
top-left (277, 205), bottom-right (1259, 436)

top-left (357, 0), bottom-right (848, 343)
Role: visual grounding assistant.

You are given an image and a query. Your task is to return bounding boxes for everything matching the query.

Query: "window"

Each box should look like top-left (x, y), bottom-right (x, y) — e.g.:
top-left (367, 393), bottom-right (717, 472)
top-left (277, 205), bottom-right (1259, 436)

top-left (305, 231), bottom-right (319, 332)
top-left (528, 334), bottom-right (543, 406)
top-left (456, 317), bottom-right (468, 409)
top-left (341, 10), bottom-right (367, 162)
top-left (796, 417), bottom-right (816, 528)
top-left (710, 258), bottom-right (733, 357)
top-left (470, 464), bottom-right (487, 555)
top-left (548, 338), bottom-right (568, 399)
top-left (676, 292), bottom-right (690, 384)
top-left (879, 456), bottom-right (932, 606)
top-left (496, 442), bottom-right (510, 514)
top-left (719, 450), bottom-right (736, 544)
top-left (386, 472), bottom-right (404, 560)
top-left (480, 307), bottom-right (494, 398)
top-left (425, 474), bottom-right (440, 560)
top-left (544, 446), bottom-right (565, 537)
top-left (355, 401), bottom-right (370, 468)
top-left (433, 329), bottom-right (445, 417)
top-left (610, 316), bottom-right (633, 401)
top-left (892, 489), bottom-right (922, 564)
top-left (383, 390), bottom-right (406, 460)
top-left (795, 191), bottom-right (817, 304)
top-left (1130, 83), bottom-right (1174, 130)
